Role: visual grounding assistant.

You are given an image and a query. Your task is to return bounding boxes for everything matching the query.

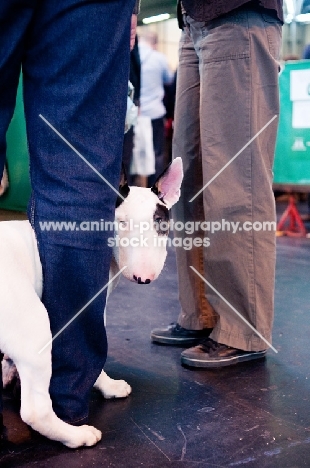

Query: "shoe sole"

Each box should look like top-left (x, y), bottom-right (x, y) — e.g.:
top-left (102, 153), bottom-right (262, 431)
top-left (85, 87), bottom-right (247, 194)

top-left (151, 334), bottom-right (203, 346)
top-left (181, 350), bottom-right (267, 368)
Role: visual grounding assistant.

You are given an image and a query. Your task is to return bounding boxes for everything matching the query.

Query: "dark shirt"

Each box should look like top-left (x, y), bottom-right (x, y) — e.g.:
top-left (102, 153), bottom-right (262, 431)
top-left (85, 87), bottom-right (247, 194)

top-left (178, 0), bottom-right (283, 25)
top-left (130, 36), bottom-right (141, 106)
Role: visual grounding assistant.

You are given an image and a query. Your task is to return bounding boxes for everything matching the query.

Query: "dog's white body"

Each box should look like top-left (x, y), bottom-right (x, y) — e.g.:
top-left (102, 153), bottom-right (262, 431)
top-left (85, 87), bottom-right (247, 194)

top-left (0, 158), bottom-right (183, 448)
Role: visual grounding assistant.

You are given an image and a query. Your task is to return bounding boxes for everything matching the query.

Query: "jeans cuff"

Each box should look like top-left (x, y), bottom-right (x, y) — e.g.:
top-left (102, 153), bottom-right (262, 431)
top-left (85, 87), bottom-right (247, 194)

top-left (62, 415), bottom-right (89, 426)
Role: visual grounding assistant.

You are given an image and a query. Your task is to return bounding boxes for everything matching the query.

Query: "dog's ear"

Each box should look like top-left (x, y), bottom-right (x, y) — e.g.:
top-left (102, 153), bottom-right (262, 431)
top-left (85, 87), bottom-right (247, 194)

top-left (116, 163), bottom-right (130, 208)
top-left (151, 157), bottom-right (183, 209)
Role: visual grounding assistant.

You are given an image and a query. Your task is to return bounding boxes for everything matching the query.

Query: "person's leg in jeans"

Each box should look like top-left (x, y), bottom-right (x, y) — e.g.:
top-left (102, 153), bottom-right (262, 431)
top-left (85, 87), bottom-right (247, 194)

top-left (0, 0), bottom-right (135, 423)
top-left (151, 22), bottom-right (218, 346)
top-left (181, 7), bottom-right (282, 366)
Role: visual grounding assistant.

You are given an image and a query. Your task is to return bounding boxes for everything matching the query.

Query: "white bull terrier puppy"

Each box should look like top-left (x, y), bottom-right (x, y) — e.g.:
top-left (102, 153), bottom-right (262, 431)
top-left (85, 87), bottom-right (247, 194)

top-left (0, 157), bottom-right (183, 448)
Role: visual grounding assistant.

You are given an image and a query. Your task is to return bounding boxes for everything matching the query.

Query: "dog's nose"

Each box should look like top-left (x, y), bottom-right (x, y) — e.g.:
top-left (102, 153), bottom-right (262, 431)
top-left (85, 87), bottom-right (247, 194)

top-left (133, 275), bottom-right (151, 284)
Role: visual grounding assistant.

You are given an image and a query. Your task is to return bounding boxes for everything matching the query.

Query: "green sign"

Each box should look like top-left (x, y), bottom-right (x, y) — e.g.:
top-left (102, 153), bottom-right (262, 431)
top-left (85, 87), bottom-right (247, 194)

top-left (0, 77), bottom-right (31, 211)
top-left (273, 61), bottom-right (310, 186)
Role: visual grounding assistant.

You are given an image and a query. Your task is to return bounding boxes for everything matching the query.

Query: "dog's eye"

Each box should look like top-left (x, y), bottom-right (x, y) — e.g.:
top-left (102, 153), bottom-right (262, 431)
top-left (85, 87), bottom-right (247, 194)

top-left (155, 218), bottom-right (169, 229)
top-left (118, 221), bottom-right (129, 230)
top-left (154, 218), bottom-right (169, 236)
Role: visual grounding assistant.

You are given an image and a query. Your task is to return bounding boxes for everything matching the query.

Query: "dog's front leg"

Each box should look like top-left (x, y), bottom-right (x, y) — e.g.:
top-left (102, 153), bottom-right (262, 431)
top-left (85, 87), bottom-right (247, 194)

top-left (94, 370), bottom-right (131, 399)
top-left (97, 257), bottom-right (131, 399)
top-left (8, 296), bottom-right (102, 448)
top-left (17, 350), bottom-right (102, 448)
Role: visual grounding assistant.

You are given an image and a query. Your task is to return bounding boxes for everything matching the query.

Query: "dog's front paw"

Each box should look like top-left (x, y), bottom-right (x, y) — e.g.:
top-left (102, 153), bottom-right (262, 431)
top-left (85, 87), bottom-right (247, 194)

top-left (94, 371), bottom-right (132, 399)
top-left (65, 425), bottom-right (102, 449)
top-left (102, 378), bottom-right (132, 399)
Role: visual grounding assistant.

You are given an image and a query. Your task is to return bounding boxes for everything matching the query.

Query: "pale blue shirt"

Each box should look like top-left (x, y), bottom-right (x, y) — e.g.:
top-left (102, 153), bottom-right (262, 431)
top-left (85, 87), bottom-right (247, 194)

top-left (138, 41), bottom-right (173, 120)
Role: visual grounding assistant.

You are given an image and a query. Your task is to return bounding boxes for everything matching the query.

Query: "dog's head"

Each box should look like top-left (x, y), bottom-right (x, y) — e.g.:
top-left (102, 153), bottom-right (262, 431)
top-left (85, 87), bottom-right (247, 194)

top-left (114, 158), bottom-right (183, 284)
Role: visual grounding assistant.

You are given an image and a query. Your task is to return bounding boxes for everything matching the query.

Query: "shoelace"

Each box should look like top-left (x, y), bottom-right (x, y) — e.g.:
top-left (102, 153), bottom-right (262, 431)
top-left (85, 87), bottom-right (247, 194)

top-left (199, 338), bottom-right (224, 352)
top-left (199, 339), bottom-right (263, 355)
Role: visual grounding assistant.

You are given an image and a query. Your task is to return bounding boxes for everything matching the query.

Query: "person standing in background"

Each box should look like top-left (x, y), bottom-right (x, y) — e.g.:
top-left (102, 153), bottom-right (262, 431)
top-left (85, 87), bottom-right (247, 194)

top-left (138, 29), bottom-right (173, 186)
top-left (122, 35), bottom-right (141, 186)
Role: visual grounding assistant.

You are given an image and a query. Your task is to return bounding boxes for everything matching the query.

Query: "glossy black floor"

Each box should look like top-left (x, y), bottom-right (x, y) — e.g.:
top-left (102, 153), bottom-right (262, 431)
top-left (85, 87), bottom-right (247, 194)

top-left (1, 202), bottom-right (310, 468)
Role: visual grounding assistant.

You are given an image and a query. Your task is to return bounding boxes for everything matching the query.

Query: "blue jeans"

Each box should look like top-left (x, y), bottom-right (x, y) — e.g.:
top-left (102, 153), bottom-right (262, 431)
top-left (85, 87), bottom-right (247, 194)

top-left (0, 0), bottom-right (135, 423)
top-left (172, 6), bottom-right (282, 351)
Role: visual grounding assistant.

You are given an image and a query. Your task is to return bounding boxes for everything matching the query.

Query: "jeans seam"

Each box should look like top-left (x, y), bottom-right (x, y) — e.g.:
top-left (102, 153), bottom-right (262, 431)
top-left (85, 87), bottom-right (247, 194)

top-left (63, 415), bottom-right (88, 425)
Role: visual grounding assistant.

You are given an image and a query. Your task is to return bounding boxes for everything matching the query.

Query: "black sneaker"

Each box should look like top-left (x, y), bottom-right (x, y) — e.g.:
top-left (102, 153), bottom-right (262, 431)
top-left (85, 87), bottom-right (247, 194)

top-left (151, 323), bottom-right (213, 346)
top-left (181, 338), bottom-right (267, 368)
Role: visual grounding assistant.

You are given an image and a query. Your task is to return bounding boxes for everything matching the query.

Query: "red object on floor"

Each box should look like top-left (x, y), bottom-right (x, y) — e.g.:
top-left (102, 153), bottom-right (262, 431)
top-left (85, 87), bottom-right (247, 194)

top-left (277, 195), bottom-right (307, 236)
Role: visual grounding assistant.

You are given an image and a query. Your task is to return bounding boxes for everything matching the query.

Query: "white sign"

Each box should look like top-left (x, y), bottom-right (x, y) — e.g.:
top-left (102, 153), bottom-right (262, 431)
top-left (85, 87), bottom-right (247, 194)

top-left (290, 69), bottom-right (310, 101)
